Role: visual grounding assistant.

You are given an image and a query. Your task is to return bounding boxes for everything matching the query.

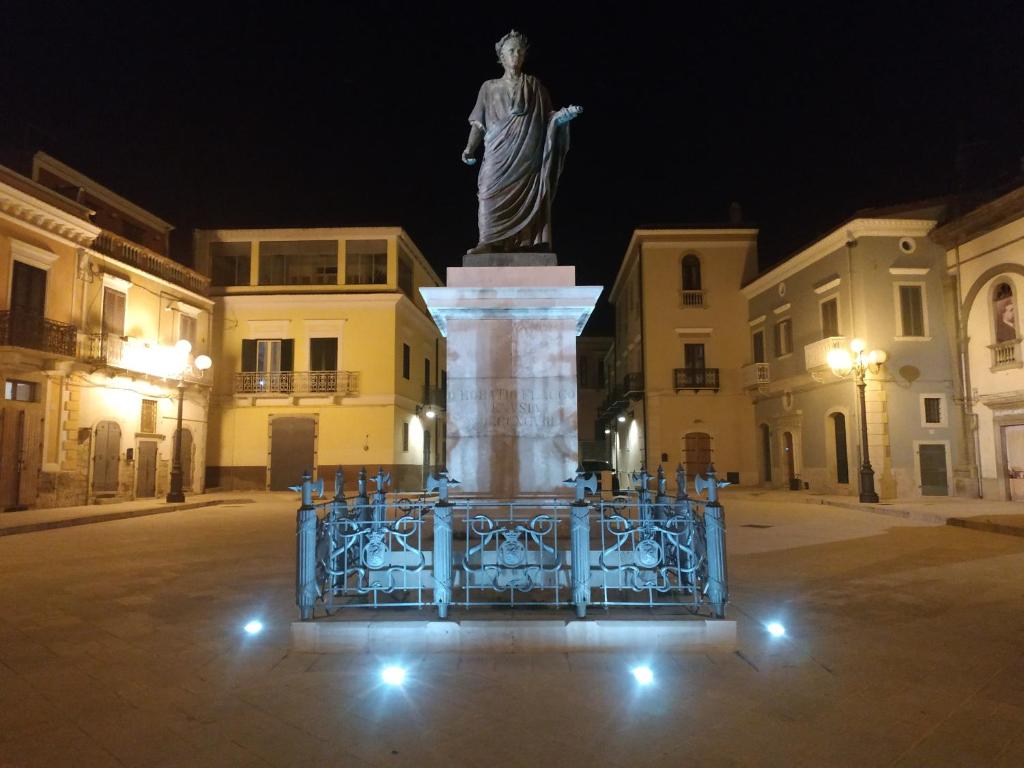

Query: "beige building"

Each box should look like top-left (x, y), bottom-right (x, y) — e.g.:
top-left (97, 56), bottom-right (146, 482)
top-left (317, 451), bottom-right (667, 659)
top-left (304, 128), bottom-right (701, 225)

top-left (195, 227), bottom-right (445, 492)
top-left (605, 227), bottom-right (759, 489)
top-left (576, 335), bottom-right (612, 465)
top-left (0, 153), bottom-right (213, 509)
top-left (933, 183), bottom-right (1024, 499)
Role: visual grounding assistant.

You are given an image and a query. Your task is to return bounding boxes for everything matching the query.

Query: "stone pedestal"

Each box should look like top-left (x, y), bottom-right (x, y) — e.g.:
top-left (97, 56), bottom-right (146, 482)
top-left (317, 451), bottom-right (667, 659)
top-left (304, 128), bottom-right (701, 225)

top-left (420, 258), bottom-right (601, 498)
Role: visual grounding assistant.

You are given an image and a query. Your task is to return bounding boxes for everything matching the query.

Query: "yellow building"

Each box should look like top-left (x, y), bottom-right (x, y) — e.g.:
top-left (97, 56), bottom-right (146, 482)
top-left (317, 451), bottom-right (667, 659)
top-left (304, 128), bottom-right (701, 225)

top-left (0, 154), bottom-right (213, 509)
top-left (604, 227), bottom-right (759, 489)
top-left (195, 227), bottom-right (445, 492)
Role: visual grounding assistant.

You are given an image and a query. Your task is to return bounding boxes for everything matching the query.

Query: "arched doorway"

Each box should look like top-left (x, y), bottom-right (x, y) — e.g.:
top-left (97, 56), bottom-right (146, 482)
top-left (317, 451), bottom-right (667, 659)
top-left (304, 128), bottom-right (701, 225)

top-left (830, 413), bottom-right (849, 485)
top-left (759, 424), bottom-right (772, 483)
top-left (782, 431), bottom-right (796, 489)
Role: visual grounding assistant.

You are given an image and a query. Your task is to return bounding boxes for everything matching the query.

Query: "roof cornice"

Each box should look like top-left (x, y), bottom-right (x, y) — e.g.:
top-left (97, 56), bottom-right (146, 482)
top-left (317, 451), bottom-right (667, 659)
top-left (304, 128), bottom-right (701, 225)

top-left (740, 218), bottom-right (937, 299)
top-left (931, 185), bottom-right (1024, 248)
top-left (0, 177), bottom-right (101, 247)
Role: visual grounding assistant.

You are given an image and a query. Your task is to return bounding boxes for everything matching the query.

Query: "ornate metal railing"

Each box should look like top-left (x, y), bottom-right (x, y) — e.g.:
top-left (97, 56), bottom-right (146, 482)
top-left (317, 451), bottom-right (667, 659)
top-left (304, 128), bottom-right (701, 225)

top-left (295, 464), bottom-right (728, 621)
top-left (0, 310), bottom-right (77, 356)
top-left (93, 231), bottom-right (210, 295)
top-left (673, 367), bottom-right (720, 391)
top-left (233, 370), bottom-right (359, 396)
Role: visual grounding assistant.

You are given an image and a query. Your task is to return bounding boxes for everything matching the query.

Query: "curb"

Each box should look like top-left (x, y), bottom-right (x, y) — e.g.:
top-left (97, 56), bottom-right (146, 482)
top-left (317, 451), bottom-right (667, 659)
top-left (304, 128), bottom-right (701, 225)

top-left (811, 497), bottom-right (951, 525)
top-left (946, 517), bottom-right (1024, 538)
top-left (0, 498), bottom-right (255, 537)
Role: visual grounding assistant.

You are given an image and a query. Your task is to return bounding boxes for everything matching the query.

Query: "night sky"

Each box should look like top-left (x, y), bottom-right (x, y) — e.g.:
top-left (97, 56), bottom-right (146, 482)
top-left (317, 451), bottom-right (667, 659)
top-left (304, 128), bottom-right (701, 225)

top-left (3, 2), bottom-right (1023, 332)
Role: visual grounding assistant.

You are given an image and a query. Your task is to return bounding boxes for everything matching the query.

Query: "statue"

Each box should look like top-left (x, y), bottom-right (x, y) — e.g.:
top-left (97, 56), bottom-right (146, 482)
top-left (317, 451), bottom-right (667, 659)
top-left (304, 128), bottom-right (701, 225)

top-left (462, 30), bottom-right (582, 254)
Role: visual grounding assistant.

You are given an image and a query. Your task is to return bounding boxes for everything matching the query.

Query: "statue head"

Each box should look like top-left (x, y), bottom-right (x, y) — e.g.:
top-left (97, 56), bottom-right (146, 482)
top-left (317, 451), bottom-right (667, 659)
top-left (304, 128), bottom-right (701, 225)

top-left (495, 29), bottom-right (529, 65)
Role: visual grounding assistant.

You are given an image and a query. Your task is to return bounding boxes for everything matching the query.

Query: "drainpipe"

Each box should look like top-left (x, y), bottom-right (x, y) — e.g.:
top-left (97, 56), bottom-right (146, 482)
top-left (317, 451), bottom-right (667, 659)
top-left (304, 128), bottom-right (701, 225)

top-left (953, 241), bottom-right (983, 496)
top-left (638, 244), bottom-right (650, 472)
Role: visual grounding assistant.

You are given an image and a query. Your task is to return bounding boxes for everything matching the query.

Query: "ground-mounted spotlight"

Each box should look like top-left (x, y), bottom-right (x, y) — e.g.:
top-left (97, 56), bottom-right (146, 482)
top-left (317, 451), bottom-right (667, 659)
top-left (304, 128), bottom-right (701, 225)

top-left (630, 665), bottom-right (654, 686)
top-left (766, 621), bottom-right (786, 638)
top-left (381, 665), bottom-right (407, 686)
top-left (244, 619), bottom-right (264, 635)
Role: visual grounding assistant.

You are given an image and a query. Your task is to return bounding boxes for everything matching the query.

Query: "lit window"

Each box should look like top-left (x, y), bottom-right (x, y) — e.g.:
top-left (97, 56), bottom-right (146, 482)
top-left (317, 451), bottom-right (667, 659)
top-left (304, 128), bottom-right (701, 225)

top-left (4, 379), bottom-right (37, 402)
top-left (345, 240), bottom-right (388, 285)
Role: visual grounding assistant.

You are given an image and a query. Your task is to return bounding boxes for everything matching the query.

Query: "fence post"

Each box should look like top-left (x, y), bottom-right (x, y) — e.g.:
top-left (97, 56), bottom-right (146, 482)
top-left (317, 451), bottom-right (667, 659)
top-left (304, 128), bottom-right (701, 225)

top-left (703, 464), bottom-right (729, 618)
top-left (296, 470), bottom-right (318, 621)
top-left (569, 467), bottom-right (597, 618)
top-left (427, 470), bottom-right (456, 618)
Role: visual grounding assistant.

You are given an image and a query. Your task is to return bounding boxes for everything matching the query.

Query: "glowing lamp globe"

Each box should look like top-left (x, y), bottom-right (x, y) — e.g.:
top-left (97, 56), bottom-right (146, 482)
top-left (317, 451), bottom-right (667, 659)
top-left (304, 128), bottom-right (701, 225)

top-left (175, 339), bottom-right (193, 356)
top-left (827, 348), bottom-right (853, 376)
top-left (850, 338), bottom-right (866, 354)
top-left (195, 354), bottom-right (212, 371)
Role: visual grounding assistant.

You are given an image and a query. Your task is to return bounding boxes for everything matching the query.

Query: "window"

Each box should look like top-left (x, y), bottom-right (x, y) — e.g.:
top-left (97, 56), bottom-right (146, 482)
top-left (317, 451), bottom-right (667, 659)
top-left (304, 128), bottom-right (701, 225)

top-left (402, 422), bottom-right (409, 452)
top-left (441, 369), bottom-right (447, 395)
top-left (309, 338), bottom-right (338, 371)
top-left (820, 297), bottom-right (839, 338)
top-left (752, 329), bottom-right (765, 363)
top-left (402, 343), bottom-right (410, 379)
top-left (424, 357), bottom-right (431, 387)
top-left (345, 240), bottom-right (388, 285)
top-left (210, 242), bottom-right (251, 287)
top-left (4, 379), bottom-right (37, 402)
top-left (682, 254), bottom-right (701, 291)
top-left (773, 319), bottom-right (793, 357)
top-left (258, 240), bottom-right (338, 285)
top-left (993, 282), bottom-right (1017, 344)
top-left (121, 218), bottom-right (147, 245)
top-left (140, 399), bottom-right (158, 433)
top-left (578, 356), bottom-right (590, 387)
top-left (241, 339), bottom-right (294, 372)
top-left (920, 395), bottom-right (946, 427)
top-left (897, 284), bottom-right (926, 337)
top-left (102, 288), bottom-right (126, 336)
top-left (683, 343), bottom-right (706, 369)
top-left (179, 314), bottom-right (197, 346)
top-left (597, 360), bottom-right (605, 388)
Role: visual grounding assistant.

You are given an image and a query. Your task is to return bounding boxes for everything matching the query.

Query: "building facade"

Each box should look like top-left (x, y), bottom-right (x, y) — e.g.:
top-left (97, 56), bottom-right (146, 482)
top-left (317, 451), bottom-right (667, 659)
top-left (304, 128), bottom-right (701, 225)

top-left (933, 183), bottom-right (1024, 499)
top-left (195, 227), bottom-right (445, 492)
top-left (742, 207), bottom-right (970, 498)
top-left (577, 335), bottom-right (612, 465)
top-left (604, 228), bottom-right (759, 489)
top-left (0, 154), bottom-right (213, 510)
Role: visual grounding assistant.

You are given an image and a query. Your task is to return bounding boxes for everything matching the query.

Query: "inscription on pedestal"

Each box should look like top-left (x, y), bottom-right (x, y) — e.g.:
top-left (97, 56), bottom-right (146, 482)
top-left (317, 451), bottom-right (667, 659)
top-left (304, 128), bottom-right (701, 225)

top-left (448, 379), bottom-right (576, 438)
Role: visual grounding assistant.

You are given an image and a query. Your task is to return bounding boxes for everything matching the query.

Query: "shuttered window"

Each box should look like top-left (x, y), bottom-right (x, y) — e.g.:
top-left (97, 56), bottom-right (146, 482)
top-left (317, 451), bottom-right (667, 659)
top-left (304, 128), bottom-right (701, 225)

top-left (821, 298), bottom-right (839, 338)
top-left (102, 288), bottom-right (126, 336)
top-left (899, 285), bottom-right (925, 337)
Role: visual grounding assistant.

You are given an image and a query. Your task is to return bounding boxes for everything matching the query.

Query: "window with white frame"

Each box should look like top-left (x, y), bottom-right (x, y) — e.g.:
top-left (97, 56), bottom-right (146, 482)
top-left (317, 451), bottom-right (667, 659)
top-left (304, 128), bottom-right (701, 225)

top-left (920, 394), bottom-right (946, 427)
top-left (895, 283), bottom-right (927, 337)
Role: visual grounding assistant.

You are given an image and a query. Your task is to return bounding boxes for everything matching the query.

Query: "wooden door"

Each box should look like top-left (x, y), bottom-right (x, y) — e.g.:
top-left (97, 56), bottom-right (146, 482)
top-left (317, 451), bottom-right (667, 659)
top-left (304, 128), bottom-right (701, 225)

top-left (17, 410), bottom-right (41, 506)
top-left (760, 424), bottom-right (772, 482)
top-left (10, 261), bottom-right (47, 348)
top-left (136, 441), bottom-right (157, 498)
top-left (269, 417), bottom-right (315, 490)
top-left (684, 432), bottom-right (712, 478)
top-left (0, 408), bottom-right (20, 509)
top-left (918, 444), bottom-right (948, 496)
top-left (93, 421), bottom-right (121, 492)
top-left (783, 432), bottom-right (796, 483)
top-left (1004, 425), bottom-right (1024, 501)
top-left (179, 428), bottom-right (194, 492)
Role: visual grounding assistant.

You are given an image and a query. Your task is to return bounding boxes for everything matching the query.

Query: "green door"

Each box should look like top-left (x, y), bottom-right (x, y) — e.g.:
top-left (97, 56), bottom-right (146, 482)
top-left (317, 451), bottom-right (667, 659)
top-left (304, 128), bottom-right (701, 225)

top-left (919, 444), bottom-right (948, 496)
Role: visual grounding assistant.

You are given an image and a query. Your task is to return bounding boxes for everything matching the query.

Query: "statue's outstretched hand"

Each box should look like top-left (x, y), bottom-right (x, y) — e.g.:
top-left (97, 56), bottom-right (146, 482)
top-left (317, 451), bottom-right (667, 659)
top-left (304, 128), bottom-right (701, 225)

top-left (565, 105), bottom-right (583, 120)
top-left (461, 149), bottom-right (478, 166)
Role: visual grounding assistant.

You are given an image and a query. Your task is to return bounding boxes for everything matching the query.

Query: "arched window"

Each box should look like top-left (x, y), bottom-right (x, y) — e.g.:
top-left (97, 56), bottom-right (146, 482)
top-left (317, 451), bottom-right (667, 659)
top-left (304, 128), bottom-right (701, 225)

top-left (682, 254), bottom-right (702, 292)
top-left (993, 281), bottom-right (1017, 344)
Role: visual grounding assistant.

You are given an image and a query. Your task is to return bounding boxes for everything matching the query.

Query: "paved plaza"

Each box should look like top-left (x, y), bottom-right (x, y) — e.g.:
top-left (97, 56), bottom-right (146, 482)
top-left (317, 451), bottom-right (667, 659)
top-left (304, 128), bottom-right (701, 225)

top-left (1, 491), bottom-right (1023, 767)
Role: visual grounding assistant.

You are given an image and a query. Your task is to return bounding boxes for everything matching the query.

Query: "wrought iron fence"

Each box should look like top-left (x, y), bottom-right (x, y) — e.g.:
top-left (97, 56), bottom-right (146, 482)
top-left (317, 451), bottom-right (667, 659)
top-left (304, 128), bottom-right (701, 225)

top-left (673, 367), bottom-right (720, 391)
top-left (295, 464), bottom-right (728, 621)
top-left (0, 310), bottom-right (77, 356)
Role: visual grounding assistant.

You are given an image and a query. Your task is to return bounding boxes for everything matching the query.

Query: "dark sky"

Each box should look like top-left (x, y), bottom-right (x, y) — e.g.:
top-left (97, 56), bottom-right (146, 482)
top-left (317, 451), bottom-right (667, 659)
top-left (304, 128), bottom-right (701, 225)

top-left (3, 1), bottom-right (1023, 332)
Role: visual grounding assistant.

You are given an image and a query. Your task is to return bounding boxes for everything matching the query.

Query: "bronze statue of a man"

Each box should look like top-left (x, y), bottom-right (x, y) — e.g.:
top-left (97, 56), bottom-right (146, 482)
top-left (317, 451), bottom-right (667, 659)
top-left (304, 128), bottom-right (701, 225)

top-left (462, 30), bottom-right (582, 254)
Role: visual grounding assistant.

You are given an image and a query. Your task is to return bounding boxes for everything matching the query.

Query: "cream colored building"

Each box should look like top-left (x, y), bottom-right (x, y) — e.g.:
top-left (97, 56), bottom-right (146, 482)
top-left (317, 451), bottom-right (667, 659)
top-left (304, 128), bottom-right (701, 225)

top-left (195, 227), bottom-right (445, 492)
top-left (933, 183), bottom-right (1024, 499)
top-left (605, 228), bottom-right (759, 489)
top-left (0, 154), bottom-right (213, 509)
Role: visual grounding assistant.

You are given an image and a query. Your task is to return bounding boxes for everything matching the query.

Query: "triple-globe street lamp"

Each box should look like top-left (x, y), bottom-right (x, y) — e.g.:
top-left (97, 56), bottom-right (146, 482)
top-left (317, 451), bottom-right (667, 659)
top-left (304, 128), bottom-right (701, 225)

top-left (827, 338), bottom-right (887, 504)
top-left (166, 340), bottom-right (212, 503)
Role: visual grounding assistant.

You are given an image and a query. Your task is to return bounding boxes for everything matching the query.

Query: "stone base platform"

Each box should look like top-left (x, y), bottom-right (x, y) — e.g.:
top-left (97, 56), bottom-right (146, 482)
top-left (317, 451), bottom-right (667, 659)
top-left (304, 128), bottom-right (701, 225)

top-left (291, 615), bottom-right (736, 654)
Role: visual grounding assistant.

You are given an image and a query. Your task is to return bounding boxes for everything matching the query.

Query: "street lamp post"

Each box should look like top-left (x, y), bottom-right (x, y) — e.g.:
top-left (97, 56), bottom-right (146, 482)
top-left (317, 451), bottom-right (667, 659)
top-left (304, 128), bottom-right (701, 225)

top-left (167, 340), bottom-right (212, 504)
top-left (828, 338), bottom-right (887, 504)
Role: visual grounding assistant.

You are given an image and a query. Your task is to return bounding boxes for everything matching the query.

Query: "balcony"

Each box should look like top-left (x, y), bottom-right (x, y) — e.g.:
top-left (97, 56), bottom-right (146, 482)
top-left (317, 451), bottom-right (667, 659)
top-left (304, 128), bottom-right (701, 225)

top-left (234, 370), bottom-right (359, 396)
top-left (680, 290), bottom-right (706, 308)
top-left (93, 231), bottom-right (210, 295)
top-left (81, 333), bottom-right (208, 382)
top-left (0, 310), bottom-right (77, 356)
top-left (673, 367), bottom-right (720, 392)
top-left (804, 336), bottom-right (847, 372)
top-left (741, 362), bottom-right (770, 389)
top-left (422, 385), bottom-right (446, 413)
top-left (991, 339), bottom-right (1022, 370)
top-left (597, 372), bottom-right (644, 419)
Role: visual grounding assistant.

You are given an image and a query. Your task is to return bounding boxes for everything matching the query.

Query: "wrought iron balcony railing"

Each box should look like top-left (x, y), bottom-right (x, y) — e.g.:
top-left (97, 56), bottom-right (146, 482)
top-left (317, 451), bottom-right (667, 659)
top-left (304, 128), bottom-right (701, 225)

top-left (673, 367), bottom-right (720, 392)
top-left (622, 372), bottom-right (644, 396)
top-left (422, 385), bottom-right (446, 409)
top-left (804, 336), bottom-right (847, 371)
top-left (681, 290), bottom-right (707, 308)
top-left (80, 332), bottom-right (206, 382)
top-left (0, 310), bottom-right (77, 356)
top-left (234, 370), bottom-right (359, 396)
top-left (92, 231), bottom-right (210, 295)
top-left (741, 362), bottom-right (770, 389)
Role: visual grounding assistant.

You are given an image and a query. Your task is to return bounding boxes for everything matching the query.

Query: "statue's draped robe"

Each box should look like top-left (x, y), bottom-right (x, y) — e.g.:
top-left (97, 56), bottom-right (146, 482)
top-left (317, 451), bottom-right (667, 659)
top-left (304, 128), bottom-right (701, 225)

top-left (469, 75), bottom-right (570, 248)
